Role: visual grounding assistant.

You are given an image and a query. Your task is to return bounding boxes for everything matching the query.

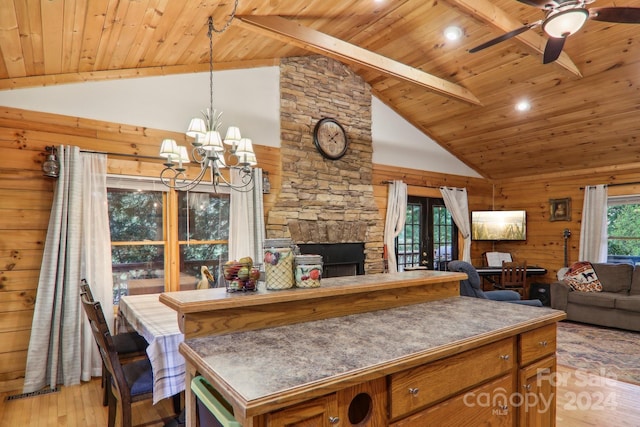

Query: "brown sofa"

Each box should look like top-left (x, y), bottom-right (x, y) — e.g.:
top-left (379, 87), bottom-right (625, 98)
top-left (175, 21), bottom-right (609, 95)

top-left (550, 263), bottom-right (640, 332)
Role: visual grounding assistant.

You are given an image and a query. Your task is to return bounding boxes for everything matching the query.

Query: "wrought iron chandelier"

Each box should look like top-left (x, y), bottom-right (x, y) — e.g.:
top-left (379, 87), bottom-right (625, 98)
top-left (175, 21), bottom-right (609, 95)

top-left (159, 1), bottom-right (255, 192)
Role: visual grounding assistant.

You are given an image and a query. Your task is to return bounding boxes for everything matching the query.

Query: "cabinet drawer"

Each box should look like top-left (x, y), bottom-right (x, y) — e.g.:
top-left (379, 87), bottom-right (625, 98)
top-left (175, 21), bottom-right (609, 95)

top-left (390, 374), bottom-right (514, 427)
top-left (519, 324), bottom-right (556, 366)
top-left (389, 337), bottom-right (515, 420)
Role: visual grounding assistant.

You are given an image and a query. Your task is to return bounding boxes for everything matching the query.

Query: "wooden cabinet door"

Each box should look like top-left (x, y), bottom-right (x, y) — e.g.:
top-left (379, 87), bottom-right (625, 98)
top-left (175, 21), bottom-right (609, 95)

top-left (267, 394), bottom-right (340, 427)
top-left (518, 355), bottom-right (556, 427)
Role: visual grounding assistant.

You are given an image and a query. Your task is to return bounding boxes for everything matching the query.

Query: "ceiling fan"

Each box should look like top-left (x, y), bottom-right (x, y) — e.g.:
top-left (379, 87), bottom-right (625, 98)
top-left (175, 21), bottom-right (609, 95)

top-left (469, 0), bottom-right (640, 64)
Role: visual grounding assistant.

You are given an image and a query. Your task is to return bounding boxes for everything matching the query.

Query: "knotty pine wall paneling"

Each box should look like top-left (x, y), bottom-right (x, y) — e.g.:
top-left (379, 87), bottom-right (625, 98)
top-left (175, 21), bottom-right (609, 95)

top-left (494, 169), bottom-right (640, 284)
top-left (373, 164), bottom-right (495, 265)
top-left (0, 106), bottom-right (282, 393)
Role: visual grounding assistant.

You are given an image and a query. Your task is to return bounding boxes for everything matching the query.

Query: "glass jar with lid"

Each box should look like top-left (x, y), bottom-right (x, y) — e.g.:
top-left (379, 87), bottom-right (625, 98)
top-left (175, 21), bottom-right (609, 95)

top-left (294, 255), bottom-right (323, 288)
top-left (263, 238), bottom-right (295, 290)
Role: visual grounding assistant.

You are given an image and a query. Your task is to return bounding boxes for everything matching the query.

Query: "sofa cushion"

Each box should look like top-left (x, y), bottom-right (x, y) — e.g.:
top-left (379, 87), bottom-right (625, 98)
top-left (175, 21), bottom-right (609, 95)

top-left (615, 295), bottom-right (640, 312)
top-left (564, 262), bottom-right (602, 292)
top-left (630, 266), bottom-right (640, 296)
top-left (592, 263), bottom-right (633, 293)
top-left (567, 291), bottom-right (617, 308)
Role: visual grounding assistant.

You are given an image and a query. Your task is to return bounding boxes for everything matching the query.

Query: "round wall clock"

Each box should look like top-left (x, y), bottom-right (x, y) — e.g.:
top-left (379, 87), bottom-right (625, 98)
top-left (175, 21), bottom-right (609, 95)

top-left (313, 118), bottom-right (348, 160)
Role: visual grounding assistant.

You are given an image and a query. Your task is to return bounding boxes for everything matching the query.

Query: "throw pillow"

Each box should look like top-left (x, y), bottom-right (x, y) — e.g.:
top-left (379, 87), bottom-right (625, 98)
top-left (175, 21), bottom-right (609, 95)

top-left (563, 261), bottom-right (603, 292)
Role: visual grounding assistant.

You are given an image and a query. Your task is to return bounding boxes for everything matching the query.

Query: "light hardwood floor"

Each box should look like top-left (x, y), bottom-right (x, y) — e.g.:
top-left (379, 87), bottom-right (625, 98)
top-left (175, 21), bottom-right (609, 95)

top-left (1, 365), bottom-right (638, 426)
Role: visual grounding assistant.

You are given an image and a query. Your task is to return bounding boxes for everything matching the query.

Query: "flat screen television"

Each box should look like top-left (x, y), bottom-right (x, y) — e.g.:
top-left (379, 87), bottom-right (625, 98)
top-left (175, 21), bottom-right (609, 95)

top-left (471, 210), bottom-right (527, 241)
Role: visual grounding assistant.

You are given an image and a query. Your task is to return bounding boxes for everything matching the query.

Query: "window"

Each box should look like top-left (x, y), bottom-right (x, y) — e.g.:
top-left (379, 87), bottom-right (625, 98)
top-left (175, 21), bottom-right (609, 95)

top-left (607, 195), bottom-right (640, 265)
top-left (108, 177), bottom-right (230, 301)
top-left (396, 197), bottom-right (458, 271)
top-left (108, 185), bottom-right (165, 302)
top-left (178, 191), bottom-right (229, 287)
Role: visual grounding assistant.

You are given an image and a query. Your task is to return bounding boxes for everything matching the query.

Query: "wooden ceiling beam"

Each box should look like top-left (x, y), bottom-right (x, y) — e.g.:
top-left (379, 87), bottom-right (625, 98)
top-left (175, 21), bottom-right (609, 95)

top-left (236, 15), bottom-right (482, 106)
top-left (444, 0), bottom-right (582, 78)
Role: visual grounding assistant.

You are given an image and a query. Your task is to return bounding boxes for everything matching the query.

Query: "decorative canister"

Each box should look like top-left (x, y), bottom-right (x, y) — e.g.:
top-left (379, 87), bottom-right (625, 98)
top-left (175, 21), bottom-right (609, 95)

top-left (263, 238), bottom-right (295, 290)
top-left (294, 255), bottom-right (323, 288)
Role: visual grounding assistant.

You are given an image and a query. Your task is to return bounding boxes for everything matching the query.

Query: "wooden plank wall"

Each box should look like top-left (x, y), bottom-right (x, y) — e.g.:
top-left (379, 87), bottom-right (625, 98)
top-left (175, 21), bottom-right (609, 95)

top-left (372, 164), bottom-right (495, 264)
top-left (0, 106), bottom-right (282, 393)
top-left (0, 106), bottom-right (496, 393)
top-left (5, 105), bottom-right (638, 394)
top-left (494, 170), bottom-right (640, 283)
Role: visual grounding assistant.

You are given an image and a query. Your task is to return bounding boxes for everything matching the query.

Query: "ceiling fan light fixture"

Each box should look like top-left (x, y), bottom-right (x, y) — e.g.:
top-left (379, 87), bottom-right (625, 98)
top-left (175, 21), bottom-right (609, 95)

top-left (543, 8), bottom-right (589, 38)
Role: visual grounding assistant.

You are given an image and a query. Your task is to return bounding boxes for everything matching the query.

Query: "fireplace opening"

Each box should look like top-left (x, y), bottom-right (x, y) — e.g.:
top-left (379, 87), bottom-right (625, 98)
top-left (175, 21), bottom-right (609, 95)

top-left (297, 243), bottom-right (365, 278)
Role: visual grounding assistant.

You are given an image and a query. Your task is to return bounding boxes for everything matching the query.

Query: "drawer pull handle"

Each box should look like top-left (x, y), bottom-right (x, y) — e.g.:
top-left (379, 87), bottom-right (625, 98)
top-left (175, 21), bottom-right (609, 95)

top-left (539, 340), bottom-right (548, 347)
top-left (408, 387), bottom-right (419, 396)
top-left (500, 354), bottom-right (510, 361)
top-left (523, 384), bottom-right (532, 391)
top-left (499, 405), bottom-right (509, 412)
top-left (329, 416), bottom-right (340, 424)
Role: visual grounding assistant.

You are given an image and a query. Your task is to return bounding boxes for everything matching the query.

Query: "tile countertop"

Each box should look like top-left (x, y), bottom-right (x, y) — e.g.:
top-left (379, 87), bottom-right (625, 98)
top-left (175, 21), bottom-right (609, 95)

top-left (179, 296), bottom-right (565, 416)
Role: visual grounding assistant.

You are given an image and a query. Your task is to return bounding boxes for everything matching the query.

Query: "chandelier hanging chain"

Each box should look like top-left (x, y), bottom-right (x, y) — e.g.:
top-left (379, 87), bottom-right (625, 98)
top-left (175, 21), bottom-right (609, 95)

top-left (208, 17), bottom-right (214, 121)
top-left (210, 0), bottom-right (239, 34)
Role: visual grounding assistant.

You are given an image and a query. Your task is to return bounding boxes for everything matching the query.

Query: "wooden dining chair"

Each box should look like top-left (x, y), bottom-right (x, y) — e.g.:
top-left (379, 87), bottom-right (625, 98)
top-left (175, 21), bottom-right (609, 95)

top-left (80, 279), bottom-right (149, 406)
top-left (496, 261), bottom-right (528, 298)
top-left (81, 291), bottom-right (159, 427)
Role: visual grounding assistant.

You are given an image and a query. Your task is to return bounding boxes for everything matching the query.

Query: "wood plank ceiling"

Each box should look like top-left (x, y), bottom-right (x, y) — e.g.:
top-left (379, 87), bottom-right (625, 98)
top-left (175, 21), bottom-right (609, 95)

top-left (1, 0), bottom-right (640, 181)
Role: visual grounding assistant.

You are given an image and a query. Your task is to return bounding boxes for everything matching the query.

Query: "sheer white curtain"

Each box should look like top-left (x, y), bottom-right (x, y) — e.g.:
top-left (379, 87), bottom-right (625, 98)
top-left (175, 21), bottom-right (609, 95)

top-left (24, 147), bottom-right (113, 392)
top-left (384, 180), bottom-right (407, 273)
top-left (229, 168), bottom-right (265, 264)
top-left (440, 187), bottom-right (472, 263)
top-left (579, 184), bottom-right (608, 262)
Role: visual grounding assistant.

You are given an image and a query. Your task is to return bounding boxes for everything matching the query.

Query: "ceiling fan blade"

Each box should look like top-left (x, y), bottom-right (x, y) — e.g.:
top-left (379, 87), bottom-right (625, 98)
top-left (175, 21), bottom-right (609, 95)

top-left (469, 21), bottom-right (541, 53)
top-left (589, 7), bottom-right (640, 24)
top-left (543, 37), bottom-right (566, 64)
top-left (516, 0), bottom-right (554, 9)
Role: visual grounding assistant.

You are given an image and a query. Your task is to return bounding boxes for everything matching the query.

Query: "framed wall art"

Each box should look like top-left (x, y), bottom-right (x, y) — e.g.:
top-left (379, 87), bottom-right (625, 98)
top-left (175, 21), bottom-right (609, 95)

top-left (549, 198), bottom-right (571, 222)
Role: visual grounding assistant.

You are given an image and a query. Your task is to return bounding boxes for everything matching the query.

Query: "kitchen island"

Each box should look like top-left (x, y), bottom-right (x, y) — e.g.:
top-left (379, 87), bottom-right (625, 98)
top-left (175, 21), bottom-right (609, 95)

top-left (161, 271), bottom-right (565, 426)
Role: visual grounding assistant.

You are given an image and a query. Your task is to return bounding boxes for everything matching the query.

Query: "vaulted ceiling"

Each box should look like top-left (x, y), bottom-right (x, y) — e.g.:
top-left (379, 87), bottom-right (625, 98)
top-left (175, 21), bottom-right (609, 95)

top-left (2, 0), bottom-right (640, 181)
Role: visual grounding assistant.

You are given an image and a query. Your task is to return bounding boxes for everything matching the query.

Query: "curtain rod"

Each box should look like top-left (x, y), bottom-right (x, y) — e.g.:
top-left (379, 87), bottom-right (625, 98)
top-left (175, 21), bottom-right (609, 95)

top-left (80, 149), bottom-right (161, 161)
top-left (381, 180), bottom-right (464, 190)
top-left (580, 181), bottom-right (640, 190)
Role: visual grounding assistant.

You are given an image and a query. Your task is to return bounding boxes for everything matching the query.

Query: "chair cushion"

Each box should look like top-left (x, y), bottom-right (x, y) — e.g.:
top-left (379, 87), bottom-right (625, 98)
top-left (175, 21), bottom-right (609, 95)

top-left (592, 263), bottom-right (633, 293)
top-left (567, 291), bottom-right (617, 308)
top-left (123, 359), bottom-right (154, 396)
top-left (564, 262), bottom-right (602, 292)
top-left (113, 332), bottom-right (148, 355)
top-left (631, 266), bottom-right (640, 296)
top-left (615, 295), bottom-right (640, 312)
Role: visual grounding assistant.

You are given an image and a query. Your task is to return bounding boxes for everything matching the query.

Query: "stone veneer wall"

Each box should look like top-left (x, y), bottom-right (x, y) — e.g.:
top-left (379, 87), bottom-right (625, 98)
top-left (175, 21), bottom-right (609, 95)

top-left (266, 56), bottom-right (384, 274)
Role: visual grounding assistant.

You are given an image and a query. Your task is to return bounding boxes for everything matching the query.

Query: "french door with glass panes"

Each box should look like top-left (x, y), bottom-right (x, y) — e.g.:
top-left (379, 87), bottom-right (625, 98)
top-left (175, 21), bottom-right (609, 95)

top-left (396, 196), bottom-right (458, 271)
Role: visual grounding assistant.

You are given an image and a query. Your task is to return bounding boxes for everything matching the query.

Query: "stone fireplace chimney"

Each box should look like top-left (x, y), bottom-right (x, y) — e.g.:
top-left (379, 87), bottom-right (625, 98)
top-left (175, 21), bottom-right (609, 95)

top-left (266, 56), bottom-right (384, 274)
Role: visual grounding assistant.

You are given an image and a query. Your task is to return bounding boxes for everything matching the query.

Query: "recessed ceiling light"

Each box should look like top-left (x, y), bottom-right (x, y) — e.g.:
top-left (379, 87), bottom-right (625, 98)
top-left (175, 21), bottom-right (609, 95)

top-left (515, 100), bottom-right (531, 112)
top-left (444, 26), bottom-right (463, 41)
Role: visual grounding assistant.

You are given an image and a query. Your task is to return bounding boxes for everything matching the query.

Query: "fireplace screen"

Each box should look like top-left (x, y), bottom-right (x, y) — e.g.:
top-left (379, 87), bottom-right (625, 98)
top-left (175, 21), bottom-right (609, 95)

top-left (297, 243), bottom-right (365, 278)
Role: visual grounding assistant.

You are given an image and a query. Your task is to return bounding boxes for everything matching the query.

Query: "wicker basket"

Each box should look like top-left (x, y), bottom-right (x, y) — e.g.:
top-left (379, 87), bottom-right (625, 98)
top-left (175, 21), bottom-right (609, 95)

top-left (222, 261), bottom-right (260, 292)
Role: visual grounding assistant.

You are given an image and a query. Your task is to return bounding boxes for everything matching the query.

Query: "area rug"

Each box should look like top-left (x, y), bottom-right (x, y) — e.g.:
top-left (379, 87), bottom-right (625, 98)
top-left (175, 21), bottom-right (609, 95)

top-left (556, 321), bottom-right (640, 385)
